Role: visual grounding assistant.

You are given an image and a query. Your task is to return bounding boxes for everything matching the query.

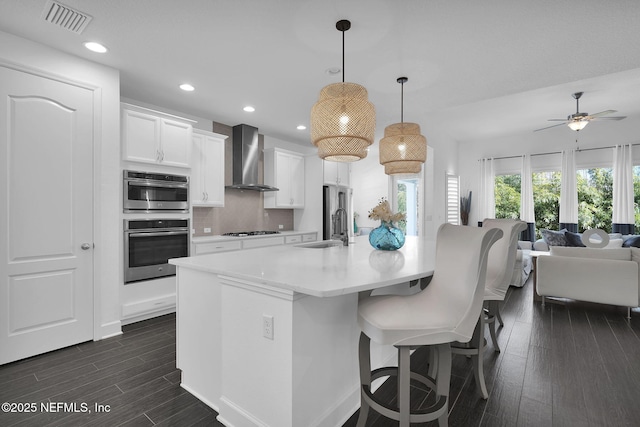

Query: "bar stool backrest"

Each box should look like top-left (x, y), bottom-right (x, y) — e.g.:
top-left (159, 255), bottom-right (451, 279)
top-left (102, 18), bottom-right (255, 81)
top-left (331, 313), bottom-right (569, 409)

top-left (482, 218), bottom-right (527, 296)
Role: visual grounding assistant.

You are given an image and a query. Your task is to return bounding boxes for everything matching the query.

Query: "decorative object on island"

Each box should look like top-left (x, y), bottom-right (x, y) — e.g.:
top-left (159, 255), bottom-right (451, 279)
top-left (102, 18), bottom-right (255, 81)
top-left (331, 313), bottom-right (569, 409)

top-left (379, 77), bottom-right (427, 175)
top-left (460, 190), bottom-right (472, 225)
top-left (310, 19), bottom-right (376, 162)
top-left (368, 198), bottom-right (406, 250)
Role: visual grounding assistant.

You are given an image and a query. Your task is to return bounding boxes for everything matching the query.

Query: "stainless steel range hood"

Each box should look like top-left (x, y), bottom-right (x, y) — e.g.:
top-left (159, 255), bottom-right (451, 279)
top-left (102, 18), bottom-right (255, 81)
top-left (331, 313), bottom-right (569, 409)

top-left (226, 124), bottom-right (279, 192)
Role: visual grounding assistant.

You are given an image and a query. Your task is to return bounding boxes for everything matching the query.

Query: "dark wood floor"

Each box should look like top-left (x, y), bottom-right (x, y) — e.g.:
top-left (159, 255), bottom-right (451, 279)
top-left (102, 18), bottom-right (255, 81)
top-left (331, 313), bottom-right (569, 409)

top-left (2, 276), bottom-right (640, 426)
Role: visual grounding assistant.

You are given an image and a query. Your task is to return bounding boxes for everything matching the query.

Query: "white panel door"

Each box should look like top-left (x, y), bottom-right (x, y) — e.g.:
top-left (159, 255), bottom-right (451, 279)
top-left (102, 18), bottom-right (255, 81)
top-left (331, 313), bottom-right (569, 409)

top-left (0, 66), bottom-right (94, 364)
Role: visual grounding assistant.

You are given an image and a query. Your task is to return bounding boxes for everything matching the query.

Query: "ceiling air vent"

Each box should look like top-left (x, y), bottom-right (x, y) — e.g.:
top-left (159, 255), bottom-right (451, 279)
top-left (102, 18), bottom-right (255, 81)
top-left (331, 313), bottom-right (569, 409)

top-left (42, 0), bottom-right (93, 34)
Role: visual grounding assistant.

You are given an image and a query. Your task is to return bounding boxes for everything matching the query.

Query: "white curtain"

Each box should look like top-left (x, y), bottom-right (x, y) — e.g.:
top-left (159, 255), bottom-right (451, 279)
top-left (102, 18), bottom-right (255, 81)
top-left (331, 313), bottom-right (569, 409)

top-left (612, 144), bottom-right (634, 226)
top-left (520, 154), bottom-right (535, 223)
top-left (520, 154), bottom-right (536, 240)
top-left (478, 158), bottom-right (495, 221)
top-left (559, 149), bottom-right (578, 228)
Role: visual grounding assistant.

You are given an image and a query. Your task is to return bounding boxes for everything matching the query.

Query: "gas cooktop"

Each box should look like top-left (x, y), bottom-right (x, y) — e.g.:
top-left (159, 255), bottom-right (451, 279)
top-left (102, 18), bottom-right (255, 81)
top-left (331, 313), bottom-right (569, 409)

top-left (222, 230), bottom-right (281, 237)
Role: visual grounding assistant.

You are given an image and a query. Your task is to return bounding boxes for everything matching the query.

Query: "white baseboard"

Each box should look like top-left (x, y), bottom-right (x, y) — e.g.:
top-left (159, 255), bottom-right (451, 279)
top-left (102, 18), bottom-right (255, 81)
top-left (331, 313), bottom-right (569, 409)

top-left (98, 320), bottom-right (122, 340)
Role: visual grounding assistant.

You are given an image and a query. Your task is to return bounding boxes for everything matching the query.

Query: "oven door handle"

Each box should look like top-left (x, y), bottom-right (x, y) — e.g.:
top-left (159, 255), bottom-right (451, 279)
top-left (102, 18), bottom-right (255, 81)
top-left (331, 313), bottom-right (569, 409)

top-left (126, 180), bottom-right (188, 188)
top-left (128, 231), bottom-right (189, 238)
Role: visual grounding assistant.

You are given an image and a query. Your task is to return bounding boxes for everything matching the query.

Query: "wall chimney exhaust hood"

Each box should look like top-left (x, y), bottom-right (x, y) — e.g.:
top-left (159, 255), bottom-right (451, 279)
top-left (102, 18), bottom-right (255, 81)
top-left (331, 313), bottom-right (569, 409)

top-left (226, 124), bottom-right (279, 192)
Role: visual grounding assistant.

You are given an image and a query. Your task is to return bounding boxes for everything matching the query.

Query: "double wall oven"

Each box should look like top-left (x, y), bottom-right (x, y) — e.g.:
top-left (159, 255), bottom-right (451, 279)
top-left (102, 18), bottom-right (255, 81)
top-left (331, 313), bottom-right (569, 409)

top-left (123, 170), bottom-right (190, 284)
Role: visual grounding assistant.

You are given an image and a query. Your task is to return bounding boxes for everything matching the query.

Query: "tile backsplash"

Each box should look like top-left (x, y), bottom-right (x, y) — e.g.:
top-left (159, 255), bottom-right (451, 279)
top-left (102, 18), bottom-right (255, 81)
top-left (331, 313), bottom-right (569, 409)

top-left (192, 121), bottom-right (294, 236)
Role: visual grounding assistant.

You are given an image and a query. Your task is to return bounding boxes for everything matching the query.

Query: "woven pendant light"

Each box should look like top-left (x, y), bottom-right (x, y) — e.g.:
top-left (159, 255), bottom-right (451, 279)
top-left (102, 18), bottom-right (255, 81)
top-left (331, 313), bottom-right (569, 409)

top-left (379, 77), bottom-right (427, 175)
top-left (310, 20), bottom-right (376, 162)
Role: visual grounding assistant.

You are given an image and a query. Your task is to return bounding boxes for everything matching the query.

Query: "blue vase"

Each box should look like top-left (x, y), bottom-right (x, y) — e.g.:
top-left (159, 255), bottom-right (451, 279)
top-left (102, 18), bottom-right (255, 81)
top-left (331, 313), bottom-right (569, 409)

top-left (369, 221), bottom-right (405, 251)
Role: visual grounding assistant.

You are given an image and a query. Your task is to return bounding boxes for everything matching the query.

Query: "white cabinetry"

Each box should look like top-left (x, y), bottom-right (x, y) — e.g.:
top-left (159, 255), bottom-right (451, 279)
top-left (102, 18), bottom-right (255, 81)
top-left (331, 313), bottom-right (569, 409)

top-left (191, 130), bottom-right (226, 207)
top-left (122, 104), bottom-right (192, 168)
top-left (323, 161), bottom-right (350, 187)
top-left (264, 148), bottom-right (305, 209)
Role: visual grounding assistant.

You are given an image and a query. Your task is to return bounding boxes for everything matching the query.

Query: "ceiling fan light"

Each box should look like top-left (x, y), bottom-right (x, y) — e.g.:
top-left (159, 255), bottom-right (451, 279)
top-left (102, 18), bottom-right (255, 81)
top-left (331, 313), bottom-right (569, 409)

top-left (568, 120), bottom-right (588, 131)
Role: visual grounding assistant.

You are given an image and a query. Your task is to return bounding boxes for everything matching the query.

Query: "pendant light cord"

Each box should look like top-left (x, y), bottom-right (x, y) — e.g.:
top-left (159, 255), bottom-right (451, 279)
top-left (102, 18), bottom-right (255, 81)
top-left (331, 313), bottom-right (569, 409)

top-left (400, 80), bottom-right (404, 123)
top-left (342, 26), bottom-right (345, 83)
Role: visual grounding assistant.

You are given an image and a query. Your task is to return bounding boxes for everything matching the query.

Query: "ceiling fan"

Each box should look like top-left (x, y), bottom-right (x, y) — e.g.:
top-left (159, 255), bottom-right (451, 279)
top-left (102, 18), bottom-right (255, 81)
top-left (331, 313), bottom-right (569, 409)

top-left (534, 91), bottom-right (626, 132)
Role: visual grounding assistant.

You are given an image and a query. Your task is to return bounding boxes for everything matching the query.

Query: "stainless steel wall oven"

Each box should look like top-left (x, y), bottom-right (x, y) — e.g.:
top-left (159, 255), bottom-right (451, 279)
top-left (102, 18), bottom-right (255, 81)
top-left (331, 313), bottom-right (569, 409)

top-left (124, 170), bottom-right (189, 213)
top-left (124, 218), bottom-right (189, 283)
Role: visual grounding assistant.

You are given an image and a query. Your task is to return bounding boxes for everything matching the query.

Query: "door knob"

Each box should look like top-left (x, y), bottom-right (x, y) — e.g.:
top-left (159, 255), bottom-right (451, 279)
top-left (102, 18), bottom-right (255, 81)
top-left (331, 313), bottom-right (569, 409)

top-left (81, 243), bottom-right (92, 250)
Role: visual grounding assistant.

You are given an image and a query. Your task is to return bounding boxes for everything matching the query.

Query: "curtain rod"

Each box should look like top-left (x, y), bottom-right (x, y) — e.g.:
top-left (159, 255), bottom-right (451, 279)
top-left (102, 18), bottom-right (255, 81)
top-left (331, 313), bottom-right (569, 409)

top-left (483, 142), bottom-right (640, 161)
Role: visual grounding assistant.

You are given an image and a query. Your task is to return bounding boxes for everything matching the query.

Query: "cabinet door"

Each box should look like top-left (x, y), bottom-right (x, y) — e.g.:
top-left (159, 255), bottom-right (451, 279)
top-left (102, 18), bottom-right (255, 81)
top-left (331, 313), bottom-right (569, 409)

top-left (160, 119), bottom-right (191, 168)
top-left (191, 132), bottom-right (225, 207)
top-left (190, 133), bottom-right (206, 204)
top-left (275, 151), bottom-right (292, 206)
top-left (289, 154), bottom-right (305, 207)
top-left (323, 160), bottom-right (338, 185)
top-left (336, 162), bottom-right (350, 187)
top-left (202, 135), bottom-right (225, 206)
top-left (122, 109), bottom-right (160, 164)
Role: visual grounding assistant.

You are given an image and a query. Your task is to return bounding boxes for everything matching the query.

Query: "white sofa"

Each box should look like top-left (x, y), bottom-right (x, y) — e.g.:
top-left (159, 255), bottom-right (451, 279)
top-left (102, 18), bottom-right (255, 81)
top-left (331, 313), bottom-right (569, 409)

top-left (511, 241), bottom-right (533, 287)
top-left (536, 246), bottom-right (640, 316)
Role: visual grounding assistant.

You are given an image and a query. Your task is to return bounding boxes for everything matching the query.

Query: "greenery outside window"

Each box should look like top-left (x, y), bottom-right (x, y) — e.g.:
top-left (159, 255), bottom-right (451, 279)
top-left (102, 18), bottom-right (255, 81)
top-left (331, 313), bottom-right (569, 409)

top-left (577, 168), bottom-right (612, 232)
top-left (494, 174), bottom-right (521, 220)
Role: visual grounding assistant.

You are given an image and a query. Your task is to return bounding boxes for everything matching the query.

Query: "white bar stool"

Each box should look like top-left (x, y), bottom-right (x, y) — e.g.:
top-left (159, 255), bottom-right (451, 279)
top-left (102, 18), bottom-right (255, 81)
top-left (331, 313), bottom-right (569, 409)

top-left (356, 224), bottom-right (503, 427)
top-left (451, 219), bottom-right (526, 399)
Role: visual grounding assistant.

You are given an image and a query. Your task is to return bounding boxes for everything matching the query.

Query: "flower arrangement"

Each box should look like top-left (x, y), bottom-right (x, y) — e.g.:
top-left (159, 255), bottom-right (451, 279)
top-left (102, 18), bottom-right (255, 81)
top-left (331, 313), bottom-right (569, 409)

top-left (368, 198), bottom-right (406, 224)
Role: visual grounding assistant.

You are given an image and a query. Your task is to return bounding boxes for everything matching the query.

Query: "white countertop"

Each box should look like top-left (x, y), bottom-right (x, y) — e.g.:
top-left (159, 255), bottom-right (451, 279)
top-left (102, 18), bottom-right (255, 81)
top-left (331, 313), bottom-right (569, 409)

top-left (191, 230), bottom-right (317, 243)
top-left (171, 235), bottom-right (436, 297)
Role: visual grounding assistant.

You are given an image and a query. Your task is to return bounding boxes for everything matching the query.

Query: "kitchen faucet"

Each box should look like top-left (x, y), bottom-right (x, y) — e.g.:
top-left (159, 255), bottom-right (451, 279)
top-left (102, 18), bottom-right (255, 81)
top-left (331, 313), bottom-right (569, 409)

top-left (332, 207), bottom-right (349, 246)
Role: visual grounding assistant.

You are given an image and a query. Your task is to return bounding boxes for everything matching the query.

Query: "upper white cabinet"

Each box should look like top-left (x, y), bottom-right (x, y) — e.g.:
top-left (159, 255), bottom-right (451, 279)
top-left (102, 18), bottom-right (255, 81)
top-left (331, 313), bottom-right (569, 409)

top-left (323, 161), bottom-right (350, 187)
top-left (121, 104), bottom-right (193, 168)
top-left (264, 148), bottom-right (305, 209)
top-left (191, 129), bottom-right (227, 207)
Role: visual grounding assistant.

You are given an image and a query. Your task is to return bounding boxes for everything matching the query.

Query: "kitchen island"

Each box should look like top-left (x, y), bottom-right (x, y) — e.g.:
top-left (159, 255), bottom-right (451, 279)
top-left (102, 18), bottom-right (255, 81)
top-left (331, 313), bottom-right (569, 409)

top-left (170, 235), bottom-right (436, 427)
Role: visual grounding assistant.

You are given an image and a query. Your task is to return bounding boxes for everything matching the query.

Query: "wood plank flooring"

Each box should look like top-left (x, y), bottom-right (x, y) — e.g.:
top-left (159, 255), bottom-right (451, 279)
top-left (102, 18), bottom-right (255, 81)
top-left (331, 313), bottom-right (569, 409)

top-left (2, 276), bottom-right (639, 426)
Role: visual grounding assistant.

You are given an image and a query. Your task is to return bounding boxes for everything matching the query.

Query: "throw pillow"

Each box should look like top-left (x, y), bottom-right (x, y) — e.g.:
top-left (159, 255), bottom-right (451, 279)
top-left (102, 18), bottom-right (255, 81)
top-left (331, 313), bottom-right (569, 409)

top-left (605, 238), bottom-right (623, 249)
top-left (623, 235), bottom-right (640, 248)
top-left (541, 229), bottom-right (567, 247)
top-left (564, 230), bottom-right (586, 247)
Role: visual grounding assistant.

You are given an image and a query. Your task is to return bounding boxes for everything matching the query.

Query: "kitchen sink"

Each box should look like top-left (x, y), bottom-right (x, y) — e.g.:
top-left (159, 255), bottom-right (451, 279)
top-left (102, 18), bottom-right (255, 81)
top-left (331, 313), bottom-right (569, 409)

top-left (294, 240), bottom-right (343, 249)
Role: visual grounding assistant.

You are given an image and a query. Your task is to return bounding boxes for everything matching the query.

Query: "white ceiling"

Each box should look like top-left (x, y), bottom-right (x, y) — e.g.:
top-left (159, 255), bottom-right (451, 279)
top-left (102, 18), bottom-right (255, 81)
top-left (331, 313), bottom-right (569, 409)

top-left (1, 0), bottom-right (639, 148)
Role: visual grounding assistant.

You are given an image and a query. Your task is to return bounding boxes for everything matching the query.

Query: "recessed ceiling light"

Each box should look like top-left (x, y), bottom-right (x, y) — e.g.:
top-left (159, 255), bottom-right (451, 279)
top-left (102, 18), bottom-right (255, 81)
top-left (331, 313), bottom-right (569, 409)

top-left (243, 106), bottom-right (255, 112)
top-left (179, 83), bottom-right (195, 92)
top-left (297, 125), bottom-right (307, 130)
top-left (326, 67), bottom-right (341, 76)
top-left (83, 41), bottom-right (108, 53)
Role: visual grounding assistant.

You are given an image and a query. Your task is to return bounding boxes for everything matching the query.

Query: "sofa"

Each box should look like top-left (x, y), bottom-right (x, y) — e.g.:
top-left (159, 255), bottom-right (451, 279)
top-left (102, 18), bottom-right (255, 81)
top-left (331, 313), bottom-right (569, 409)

top-left (536, 246), bottom-right (640, 317)
top-left (511, 241), bottom-right (533, 287)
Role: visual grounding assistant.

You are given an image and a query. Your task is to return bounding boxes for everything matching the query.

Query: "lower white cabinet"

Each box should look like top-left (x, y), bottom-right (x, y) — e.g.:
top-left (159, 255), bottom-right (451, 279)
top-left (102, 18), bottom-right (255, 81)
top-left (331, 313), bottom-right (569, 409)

top-left (191, 129), bottom-right (227, 207)
top-left (193, 232), bottom-right (317, 255)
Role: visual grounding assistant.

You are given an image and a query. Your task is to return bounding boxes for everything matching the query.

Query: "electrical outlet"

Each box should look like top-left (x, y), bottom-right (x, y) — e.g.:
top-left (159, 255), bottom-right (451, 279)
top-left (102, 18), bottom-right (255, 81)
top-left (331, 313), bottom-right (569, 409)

top-left (278, 224), bottom-right (284, 230)
top-left (263, 314), bottom-right (274, 340)
top-left (204, 227), bottom-right (212, 233)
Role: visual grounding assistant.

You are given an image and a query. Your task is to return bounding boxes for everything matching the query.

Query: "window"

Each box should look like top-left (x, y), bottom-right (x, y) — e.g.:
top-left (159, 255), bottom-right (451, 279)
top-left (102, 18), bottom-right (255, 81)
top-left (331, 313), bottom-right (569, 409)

top-left (445, 174), bottom-right (459, 225)
top-left (577, 168), bottom-right (613, 232)
top-left (494, 174), bottom-right (521, 219)
top-left (532, 171), bottom-right (560, 237)
top-left (394, 178), bottom-right (420, 235)
top-left (635, 166), bottom-right (640, 230)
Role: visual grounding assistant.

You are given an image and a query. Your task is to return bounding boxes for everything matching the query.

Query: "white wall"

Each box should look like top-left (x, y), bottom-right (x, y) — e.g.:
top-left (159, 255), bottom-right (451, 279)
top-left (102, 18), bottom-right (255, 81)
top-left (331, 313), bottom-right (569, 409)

top-left (0, 30), bottom-right (122, 339)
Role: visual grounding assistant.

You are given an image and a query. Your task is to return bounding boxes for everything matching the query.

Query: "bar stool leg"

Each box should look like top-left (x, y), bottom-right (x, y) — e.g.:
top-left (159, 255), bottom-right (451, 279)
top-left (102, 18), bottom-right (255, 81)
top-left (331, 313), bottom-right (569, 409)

top-left (398, 346), bottom-right (411, 427)
top-left (435, 343), bottom-right (451, 427)
top-left (357, 333), bottom-right (371, 427)
top-left (471, 314), bottom-right (489, 399)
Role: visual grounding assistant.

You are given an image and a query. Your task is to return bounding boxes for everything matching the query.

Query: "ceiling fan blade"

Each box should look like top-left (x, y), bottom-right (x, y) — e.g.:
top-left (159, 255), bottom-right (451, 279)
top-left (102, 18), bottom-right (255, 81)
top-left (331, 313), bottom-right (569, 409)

top-left (592, 116), bottom-right (626, 121)
top-left (534, 122), bottom-right (567, 132)
top-left (589, 109), bottom-right (617, 118)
